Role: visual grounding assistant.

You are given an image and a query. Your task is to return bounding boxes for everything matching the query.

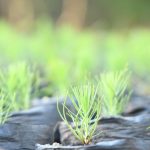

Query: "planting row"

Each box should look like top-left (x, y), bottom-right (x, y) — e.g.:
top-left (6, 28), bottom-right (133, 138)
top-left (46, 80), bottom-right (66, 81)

top-left (0, 62), bottom-right (130, 125)
top-left (0, 64), bottom-right (133, 148)
top-left (0, 63), bottom-right (149, 149)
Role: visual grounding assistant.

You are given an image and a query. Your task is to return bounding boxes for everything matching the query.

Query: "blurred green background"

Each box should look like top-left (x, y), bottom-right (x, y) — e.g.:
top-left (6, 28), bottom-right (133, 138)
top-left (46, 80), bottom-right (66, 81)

top-left (0, 0), bottom-right (150, 97)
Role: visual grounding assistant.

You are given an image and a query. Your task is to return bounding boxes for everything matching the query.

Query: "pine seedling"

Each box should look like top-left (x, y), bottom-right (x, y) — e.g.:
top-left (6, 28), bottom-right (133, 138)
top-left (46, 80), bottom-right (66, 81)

top-left (0, 91), bottom-right (15, 124)
top-left (57, 82), bottom-right (101, 145)
top-left (0, 62), bottom-right (36, 111)
top-left (98, 69), bottom-right (131, 116)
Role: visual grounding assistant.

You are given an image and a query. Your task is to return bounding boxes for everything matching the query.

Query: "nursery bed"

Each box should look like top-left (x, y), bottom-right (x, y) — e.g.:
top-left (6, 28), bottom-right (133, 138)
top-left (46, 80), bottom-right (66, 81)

top-left (0, 95), bottom-right (150, 150)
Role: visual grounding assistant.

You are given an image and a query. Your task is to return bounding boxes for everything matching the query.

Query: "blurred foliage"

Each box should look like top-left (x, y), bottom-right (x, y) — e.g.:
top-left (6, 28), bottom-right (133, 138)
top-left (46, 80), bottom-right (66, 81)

top-left (99, 29), bottom-right (150, 77)
top-left (0, 21), bottom-right (98, 96)
top-left (0, 62), bottom-right (37, 110)
top-left (0, 62), bottom-right (38, 123)
top-left (87, 0), bottom-right (150, 28)
top-left (0, 21), bottom-right (150, 96)
top-left (98, 68), bottom-right (131, 116)
top-left (1, 0), bottom-right (150, 29)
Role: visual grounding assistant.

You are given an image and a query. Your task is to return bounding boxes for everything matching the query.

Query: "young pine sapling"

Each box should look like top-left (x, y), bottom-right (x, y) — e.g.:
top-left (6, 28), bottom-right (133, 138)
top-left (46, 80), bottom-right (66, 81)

top-left (57, 82), bottom-right (101, 145)
top-left (0, 62), bottom-right (37, 111)
top-left (98, 69), bottom-right (131, 116)
top-left (0, 91), bottom-right (15, 124)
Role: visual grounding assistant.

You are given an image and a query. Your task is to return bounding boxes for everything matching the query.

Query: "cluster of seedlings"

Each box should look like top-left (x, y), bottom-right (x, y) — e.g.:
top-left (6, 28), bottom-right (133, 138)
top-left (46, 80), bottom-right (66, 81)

top-left (57, 69), bottom-right (131, 145)
top-left (0, 64), bottom-right (131, 145)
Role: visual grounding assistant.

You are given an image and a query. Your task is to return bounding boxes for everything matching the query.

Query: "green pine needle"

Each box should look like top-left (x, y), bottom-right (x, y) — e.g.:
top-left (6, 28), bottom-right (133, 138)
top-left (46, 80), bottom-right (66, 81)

top-left (57, 82), bottom-right (101, 144)
top-left (98, 69), bottom-right (131, 116)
